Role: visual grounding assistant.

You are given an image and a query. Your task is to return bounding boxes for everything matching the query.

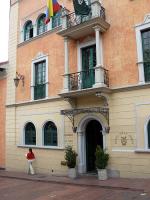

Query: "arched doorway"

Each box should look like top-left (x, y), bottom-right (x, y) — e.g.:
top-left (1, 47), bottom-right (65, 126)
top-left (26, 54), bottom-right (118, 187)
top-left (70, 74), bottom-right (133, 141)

top-left (86, 120), bottom-right (103, 172)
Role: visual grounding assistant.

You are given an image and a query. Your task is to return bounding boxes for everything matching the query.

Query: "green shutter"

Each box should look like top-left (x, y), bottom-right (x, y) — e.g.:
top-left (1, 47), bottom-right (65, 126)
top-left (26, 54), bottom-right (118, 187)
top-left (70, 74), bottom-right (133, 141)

top-left (44, 122), bottom-right (57, 146)
top-left (34, 61), bottom-right (46, 100)
top-left (142, 29), bottom-right (150, 82)
top-left (148, 121), bottom-right (150, 149)
top-left (82, 45), bottom-right (95, 89)
top-left (25, 123), bottom-right (36, 145)
top-left (37, 15), bottom-right (47, 35)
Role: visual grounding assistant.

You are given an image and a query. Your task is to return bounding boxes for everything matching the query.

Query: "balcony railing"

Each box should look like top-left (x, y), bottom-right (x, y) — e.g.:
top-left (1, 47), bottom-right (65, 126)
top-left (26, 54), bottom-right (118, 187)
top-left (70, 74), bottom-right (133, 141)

top-left (68, 67), bottom-right (109, 91)
top-left (67, 6), bottom-right (105, 28)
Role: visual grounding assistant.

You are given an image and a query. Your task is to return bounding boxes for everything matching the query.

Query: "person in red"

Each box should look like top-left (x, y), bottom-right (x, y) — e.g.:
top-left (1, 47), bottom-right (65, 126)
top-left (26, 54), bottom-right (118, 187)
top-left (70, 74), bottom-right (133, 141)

top-left (26, 148), bottom-right (35, 175)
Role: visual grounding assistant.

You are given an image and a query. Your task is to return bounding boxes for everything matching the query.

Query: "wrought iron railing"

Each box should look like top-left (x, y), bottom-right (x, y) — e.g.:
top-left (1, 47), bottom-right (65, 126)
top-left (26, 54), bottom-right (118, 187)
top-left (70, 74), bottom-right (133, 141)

top-left (67, 6), bottom-right (105, 28)
top-left (68, 67), bottom-right (109, 91)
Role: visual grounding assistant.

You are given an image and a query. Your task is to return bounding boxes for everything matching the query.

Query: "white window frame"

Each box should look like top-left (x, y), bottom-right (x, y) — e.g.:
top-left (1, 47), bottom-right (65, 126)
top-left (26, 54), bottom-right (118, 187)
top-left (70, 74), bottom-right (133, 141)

top-left (135, 14), bottom-right (150, 84)
top-left (31, 54), bottom-right (48, 101)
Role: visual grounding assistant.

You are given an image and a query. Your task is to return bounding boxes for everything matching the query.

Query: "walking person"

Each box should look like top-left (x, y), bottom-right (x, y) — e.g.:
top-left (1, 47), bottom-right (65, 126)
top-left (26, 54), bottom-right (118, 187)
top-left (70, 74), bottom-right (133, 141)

top-left (26, 148), bottom-right (35, 175)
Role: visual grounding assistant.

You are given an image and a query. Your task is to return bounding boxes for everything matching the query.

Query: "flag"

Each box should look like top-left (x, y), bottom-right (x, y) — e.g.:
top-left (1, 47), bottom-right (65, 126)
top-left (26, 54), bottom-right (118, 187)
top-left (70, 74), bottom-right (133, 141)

top-left (73, 0), bottom-right (91, 16)
top-left (45, 0), bottom-right (61, 24)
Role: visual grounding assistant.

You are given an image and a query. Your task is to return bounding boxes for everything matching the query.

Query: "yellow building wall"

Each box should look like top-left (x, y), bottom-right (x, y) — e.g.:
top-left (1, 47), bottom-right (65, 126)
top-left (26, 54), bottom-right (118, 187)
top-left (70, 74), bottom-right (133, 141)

top-left (109, 87), bottom-right (150, 178)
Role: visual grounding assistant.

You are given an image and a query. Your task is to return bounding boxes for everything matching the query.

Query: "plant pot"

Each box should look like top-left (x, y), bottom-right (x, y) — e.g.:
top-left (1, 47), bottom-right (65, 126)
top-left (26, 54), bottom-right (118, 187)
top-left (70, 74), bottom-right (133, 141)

top-left (97, 169), bottom-right (108, 180)
top-left (68, 168), bottom-right (77, 179)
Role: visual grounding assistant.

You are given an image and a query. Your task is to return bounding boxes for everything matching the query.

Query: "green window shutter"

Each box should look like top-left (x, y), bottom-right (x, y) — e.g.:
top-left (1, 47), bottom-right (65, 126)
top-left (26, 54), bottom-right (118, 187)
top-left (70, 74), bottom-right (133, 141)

top-left (24, 21), bottom-right (33, 41)
top-left (37, 14), bottom-right (47, 35)
top-left (44, 122), bottom-right (58, 146)
top-left (148, 121), bottom-right (150, 149)
top-left (25, 122), bottom-right (36, 145)
top-left (142, 29), bottom-right (150, 82)
top-left (82, 45), bottom-right (95, 89)
top-left (34, 61), bottom-right (46, 100)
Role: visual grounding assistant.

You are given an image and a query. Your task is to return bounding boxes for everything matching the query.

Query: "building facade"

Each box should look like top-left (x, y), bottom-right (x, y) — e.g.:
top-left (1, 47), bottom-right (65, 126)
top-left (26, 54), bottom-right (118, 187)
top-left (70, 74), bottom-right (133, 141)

top-left (0, 61), bottom-right (7, 169)
top-left (6, 0), bottom-right (150, 178)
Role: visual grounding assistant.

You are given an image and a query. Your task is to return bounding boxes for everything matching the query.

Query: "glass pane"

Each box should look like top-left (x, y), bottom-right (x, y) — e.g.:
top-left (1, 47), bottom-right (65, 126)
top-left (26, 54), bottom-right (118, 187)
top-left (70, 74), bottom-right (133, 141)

top-left (24, 21), bottom-right (33, 41)
top-left (37, 15), bottom-right (47, 35)
top-left (25, 122), bottom-right (36, 145)
top-left (44, 122), bottom-right (57, 146)
top-left (34, 60), bottom-right (46, 100)
top-left (142, 29), bottom-right (150, 82)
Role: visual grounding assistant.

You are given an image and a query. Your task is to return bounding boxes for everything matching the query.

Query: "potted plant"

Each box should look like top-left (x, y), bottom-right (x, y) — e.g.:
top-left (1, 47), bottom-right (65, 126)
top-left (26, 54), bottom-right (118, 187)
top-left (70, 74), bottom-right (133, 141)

top-left (65, 145), bottom-right (78, 178)
top-left (95, 145), bottom-right (109, 180)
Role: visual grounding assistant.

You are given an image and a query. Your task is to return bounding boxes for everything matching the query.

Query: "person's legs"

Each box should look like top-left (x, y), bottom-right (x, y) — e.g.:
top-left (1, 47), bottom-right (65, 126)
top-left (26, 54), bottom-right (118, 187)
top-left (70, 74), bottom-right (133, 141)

top-left (30, 162), bottom-right (35, 174)
top-left (28, 160), bottom-right (35, 175)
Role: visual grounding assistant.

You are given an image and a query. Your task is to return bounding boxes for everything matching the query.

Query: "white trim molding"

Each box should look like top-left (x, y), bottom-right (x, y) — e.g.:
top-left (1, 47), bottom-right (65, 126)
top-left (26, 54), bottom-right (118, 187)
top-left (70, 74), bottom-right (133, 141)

top-left (31, 53), bottom-right (49, 100)
top-left (77, 113), bottom-right (108, 174)
top-left (135, 13), bottom-right (150, 84)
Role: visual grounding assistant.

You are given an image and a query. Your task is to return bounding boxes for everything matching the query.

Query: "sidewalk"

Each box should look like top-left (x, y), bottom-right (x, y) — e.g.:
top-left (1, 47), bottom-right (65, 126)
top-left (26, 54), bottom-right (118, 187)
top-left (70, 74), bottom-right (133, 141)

top-left (0, 170), bottom-right (149, 193)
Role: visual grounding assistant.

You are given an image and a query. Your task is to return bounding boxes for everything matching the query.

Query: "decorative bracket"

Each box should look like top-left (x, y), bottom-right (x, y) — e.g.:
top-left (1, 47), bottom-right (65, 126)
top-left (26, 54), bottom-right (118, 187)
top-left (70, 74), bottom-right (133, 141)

top-left (61, 106), bottom-right (109, 133)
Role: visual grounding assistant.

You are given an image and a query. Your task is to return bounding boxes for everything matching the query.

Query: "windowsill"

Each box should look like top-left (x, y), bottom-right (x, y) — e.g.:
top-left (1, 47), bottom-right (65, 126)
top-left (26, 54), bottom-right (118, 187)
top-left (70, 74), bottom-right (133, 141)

top-left (17, 145), bottom-right (64, 150)
top-left (6, 96), bottom-right (61, 107)
top-left (135, 149), bottom-right (150, 153)
top-left (18, 25), bottom-right (62, 47)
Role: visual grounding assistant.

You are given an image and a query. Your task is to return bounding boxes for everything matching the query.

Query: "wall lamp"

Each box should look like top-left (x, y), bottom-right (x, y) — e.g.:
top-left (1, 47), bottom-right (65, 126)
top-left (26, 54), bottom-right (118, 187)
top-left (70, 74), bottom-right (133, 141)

top-left (14, 72), bottom-right (24, 87)
top-left (104, 126), bottom-right (110, 133)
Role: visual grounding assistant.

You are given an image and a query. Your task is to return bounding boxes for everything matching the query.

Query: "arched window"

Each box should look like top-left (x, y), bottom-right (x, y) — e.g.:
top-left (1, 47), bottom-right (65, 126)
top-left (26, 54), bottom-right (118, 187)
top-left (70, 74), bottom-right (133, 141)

top-left (147, 120), bottom-right (150, 148)
top-left (44, 121), bottom-right (57, 146)
top-left (24, 21), bottom-right (33, 41)
top-left (52, 12), bottom-right (61, 29)
top-left (37, 14), bottom-right (47, 35)
top-left (25, 122), bottom-right (36, 145)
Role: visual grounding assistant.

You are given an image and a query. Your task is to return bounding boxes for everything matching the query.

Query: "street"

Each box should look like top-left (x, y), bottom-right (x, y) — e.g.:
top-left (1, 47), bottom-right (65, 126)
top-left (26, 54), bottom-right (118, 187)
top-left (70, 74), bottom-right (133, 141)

top-left (0, 177), bottom-right (149, 200)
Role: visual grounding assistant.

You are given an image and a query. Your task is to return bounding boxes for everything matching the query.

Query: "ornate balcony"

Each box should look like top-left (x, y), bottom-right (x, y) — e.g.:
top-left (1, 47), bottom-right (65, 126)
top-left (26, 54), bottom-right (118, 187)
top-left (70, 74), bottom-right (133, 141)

top-left (58, 0), bottom-right (110, 39)
top-left (69, 68), bottom-right (109, 91)
top-left (60, 66), bottom-right (110, 98)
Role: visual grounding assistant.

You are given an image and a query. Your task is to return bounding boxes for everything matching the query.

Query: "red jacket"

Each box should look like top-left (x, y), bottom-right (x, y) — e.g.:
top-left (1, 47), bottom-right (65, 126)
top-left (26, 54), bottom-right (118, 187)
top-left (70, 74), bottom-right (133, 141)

top-left (26, 152), bottom-right (35, 160)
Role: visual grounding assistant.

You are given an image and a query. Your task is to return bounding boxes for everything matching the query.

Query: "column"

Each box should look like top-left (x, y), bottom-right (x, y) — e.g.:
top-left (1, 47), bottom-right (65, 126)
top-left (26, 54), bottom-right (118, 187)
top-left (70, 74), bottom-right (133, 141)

top-left (33, 22), bottom-right (37, 37)
top-left (63, 37), bottom-right (69, 92)
top-left (102, 130), bottom-right (107, 150)
top-left (93, 26), bottom-right (105, 88)
top-left (78, 131), bottom-right (85, 173)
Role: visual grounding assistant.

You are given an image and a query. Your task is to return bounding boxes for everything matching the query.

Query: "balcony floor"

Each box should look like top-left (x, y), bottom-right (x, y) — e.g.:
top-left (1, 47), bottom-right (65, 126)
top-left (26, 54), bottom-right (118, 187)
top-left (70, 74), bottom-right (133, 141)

top-left (59, 86), bottom-right (112, 98)
top-left (58, 17), bottom-right (110, 40)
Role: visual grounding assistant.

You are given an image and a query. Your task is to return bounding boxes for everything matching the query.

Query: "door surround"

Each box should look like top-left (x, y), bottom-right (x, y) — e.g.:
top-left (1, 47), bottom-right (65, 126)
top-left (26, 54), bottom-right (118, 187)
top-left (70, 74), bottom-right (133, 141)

top-left (77, 113), bottom-right (108, 174)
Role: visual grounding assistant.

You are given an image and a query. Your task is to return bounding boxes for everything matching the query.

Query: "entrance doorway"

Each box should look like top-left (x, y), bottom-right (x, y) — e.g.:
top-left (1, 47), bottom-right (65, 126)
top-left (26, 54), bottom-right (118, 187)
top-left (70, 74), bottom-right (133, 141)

top-left (86, 120), bottom-right (103, 172)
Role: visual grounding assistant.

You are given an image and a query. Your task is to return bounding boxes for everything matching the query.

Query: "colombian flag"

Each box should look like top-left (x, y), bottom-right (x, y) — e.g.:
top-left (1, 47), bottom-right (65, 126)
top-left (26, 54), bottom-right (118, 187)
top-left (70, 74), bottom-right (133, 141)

top-left (45, 0), bottom-right (61, 24)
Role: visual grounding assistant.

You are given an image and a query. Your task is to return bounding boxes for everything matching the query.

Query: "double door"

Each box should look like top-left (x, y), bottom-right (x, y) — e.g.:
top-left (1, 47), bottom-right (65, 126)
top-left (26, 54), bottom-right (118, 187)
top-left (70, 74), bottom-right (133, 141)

top-left (81, 45), bottom-right (96, 89)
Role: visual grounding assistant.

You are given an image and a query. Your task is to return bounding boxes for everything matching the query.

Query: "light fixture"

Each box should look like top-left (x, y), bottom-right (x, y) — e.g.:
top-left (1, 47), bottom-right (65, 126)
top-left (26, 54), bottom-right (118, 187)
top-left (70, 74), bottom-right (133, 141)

top-left (14, 72), bottom-right (24, 87)
top-left (72, 126), bottom-right (77, 133)
top-left (104, 126), bottom-right (110, 133)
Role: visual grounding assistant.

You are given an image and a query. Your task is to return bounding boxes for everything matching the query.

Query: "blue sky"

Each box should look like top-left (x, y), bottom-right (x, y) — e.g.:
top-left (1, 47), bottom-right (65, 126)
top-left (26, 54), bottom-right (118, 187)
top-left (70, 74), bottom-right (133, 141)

top-left (0, 1), bottom-right (10, 62)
